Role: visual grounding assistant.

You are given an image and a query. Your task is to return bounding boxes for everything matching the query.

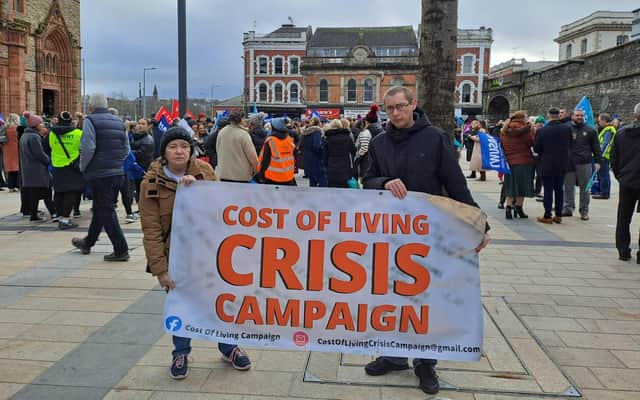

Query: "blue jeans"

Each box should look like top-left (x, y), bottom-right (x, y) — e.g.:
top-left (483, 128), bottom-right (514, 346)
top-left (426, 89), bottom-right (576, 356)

top-left (172, 336), bottom-right (236, 358)
top-left (542, 175), bottom-right (564, 218)
top-left (379, 356), bottom-right (437, 368)
top-left (84, 175), bottom-right (129, 254)
top-left (597, 159), bottom-right (611, 196)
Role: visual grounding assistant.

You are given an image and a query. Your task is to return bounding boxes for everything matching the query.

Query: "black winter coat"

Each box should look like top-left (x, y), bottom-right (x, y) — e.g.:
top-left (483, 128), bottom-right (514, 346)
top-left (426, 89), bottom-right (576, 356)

top-left (363, 109), bottom-right (477, 207)
top-left (323, 128), bottom-right (356, 187)
top-left (611, 125), bottom-right (640, 189)
top-left (19, 128), bottom-right (51, 188)
top-left (131, 132), bottom-right (155, 171)
top-left (569, 123), bottom-right (602, 168)
top-left (204, 129), bottom-right (219, 168)
top-left (250, 127), bottom-right (267, 157)
top-left (533, 120), bottom-right (572, 177)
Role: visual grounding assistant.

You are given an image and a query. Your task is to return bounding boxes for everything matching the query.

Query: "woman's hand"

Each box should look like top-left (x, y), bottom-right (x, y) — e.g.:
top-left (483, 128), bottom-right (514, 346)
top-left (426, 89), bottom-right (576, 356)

top-left (157, 271), bottom-right (176, 291)
top-left (475, 233), bottom-right (491, 253)
top-left (181, 175), bottom-right (196, 186)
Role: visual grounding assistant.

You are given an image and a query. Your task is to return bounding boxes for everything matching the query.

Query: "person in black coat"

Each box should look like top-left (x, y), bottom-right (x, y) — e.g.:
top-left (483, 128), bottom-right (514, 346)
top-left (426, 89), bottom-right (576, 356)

top-left (301, 118), bottom-right (327, 187)
top-left (204, 117), bottom-right (229, 170)
top-left (611, 104), bottom-right (640, 263)
top-left (131, 119), bottom-right (155, 203)
top-left (361, 86), bottom-right (490, 396)
top-left (533, 108), bottom-right (572, 224)
top-left (323, 119), bottom-right (356, 188)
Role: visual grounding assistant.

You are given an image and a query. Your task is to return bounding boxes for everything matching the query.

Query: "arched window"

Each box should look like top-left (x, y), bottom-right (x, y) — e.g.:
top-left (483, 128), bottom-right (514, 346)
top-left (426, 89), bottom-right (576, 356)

top-left (257, 57), bottom-right (268, 74)
top-left (363, 79), bottom-right (374, 103)
top-left (347, 79), bottom-right (357, 102)
top-left (274, 57), bottom-right (284, 75)
top-left (319, 79), bottom-right (329, 103)
top-left (258, 83), bottom-right (268, 102)
top-left (289, 83), bottom-right (299, 103)
top-left (461, 84), bottom-right (472, 103)
top-left (52, 55), bottom-right (57, 74)
top-left (46, 54), bottom-right (52, 73)
top-left (274, 83), bottom-right (283, 102)
top-left (566, 44), bottom-right (572, 59)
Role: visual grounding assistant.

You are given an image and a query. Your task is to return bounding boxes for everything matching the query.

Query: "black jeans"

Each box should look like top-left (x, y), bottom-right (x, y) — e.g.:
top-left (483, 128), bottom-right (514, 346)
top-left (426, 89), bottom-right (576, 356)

top-left (6, 171), bottom-right (19, 190)
top-left (54, 191), bottom-right (81, 218)
top-left (615, 185), bottom-right (640, 256)
top-left (542, 175), bottom-right (564, 218)
top-left (85, 176), bottom-right (129, 255)
top-left (119, 177), bottom-right (134, 215)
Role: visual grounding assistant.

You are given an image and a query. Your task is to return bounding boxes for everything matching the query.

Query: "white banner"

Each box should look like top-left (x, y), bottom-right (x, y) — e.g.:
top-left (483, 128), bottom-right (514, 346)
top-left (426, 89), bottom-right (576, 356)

top-left (163, 182), bottom-right (486, 361)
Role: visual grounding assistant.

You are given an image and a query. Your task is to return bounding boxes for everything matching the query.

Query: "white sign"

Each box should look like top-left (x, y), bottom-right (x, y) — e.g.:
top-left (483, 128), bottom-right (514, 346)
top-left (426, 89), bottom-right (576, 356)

top-left (163, 183), bottom-right (486, 361)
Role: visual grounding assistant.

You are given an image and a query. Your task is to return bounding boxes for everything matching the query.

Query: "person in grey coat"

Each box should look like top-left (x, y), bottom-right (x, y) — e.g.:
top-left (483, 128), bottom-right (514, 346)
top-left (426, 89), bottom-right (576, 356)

top-left (19, 112), bottom-right (55, 221)
top-left (71, 94), bottom-right (130, 262)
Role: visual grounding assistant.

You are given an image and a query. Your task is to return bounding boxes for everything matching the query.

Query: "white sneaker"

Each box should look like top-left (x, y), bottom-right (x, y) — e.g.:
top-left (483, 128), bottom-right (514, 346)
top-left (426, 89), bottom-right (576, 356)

top-left (125, 214), bottom-right (135, 223)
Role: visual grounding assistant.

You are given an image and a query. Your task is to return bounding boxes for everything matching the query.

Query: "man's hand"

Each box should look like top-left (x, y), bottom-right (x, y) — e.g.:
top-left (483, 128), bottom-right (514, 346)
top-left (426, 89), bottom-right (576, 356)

top-left (181, 175), bottom-right (196, 186)
top-left (594, 163), bottom-right (601, 172)
top-left (157, 271), bottom-right (176, 291)
top-left (475, 233), bottom-right (491, 253)
top-left (384, 178), bottom-right (408, 199)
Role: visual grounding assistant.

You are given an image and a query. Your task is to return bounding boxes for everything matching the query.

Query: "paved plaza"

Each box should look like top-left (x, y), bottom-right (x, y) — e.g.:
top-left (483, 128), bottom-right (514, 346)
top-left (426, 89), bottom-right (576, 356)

top-left (0, 164), bottom-right (639, 400)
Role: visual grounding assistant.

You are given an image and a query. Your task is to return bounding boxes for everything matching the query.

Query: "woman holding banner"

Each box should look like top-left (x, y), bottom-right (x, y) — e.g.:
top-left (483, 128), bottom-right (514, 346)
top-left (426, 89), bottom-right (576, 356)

top-left (500, 111), bottom-right (536, 219)
top-left (139, 127), bottom-right (251, 380)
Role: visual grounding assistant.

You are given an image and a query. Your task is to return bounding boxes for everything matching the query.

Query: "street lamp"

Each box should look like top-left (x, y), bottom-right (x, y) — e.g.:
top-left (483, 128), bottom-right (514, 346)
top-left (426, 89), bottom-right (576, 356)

top-left (142, 66), bottom-right (157, 118)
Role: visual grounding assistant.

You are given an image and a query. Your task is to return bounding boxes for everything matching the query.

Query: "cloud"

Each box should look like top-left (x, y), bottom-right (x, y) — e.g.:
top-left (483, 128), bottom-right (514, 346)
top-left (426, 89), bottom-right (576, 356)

top-left (80, 0), bottom-right (639, 100)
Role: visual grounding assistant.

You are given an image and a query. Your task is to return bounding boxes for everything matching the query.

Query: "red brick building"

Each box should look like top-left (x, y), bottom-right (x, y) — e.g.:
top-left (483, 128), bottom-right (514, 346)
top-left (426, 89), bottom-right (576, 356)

top-left (0, 0), bottom-right (81, 116)
top-left (242, 25), bottom-right (311, 117)
top-left (242, 24), bottom-right (493, 119)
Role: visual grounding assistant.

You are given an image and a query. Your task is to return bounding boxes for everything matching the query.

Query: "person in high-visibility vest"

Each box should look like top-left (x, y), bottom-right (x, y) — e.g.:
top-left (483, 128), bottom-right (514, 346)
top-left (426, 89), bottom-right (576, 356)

top-left (593, 112), bottom-right (617, 199)
top-left (256, 117), bottom-right (297, 186)
top-left (49, 111), bottom-right (84, 230)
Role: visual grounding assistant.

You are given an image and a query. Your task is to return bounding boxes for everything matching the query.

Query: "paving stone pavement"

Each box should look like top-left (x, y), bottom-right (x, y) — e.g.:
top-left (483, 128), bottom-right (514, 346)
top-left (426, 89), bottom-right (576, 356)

top-left (0, 165), bottom-right (638, 400)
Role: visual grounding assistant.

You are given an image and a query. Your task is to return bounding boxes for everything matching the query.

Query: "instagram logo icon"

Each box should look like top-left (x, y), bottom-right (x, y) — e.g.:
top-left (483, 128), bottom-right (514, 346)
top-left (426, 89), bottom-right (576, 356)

top-left (293, 331), bottom-right (309, 346)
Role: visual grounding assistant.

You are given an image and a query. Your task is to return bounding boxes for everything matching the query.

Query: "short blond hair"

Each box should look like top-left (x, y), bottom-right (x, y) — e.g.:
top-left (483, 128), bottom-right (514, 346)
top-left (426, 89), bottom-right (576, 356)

top-left (327, 119), bottom-right (343, 130)
top-left (383, 86), bottom-right (414, 103)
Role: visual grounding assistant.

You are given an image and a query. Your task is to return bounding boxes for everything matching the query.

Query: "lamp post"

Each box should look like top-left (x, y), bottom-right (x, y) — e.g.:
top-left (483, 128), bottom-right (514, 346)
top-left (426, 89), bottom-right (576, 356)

top-left (142, 67), bottom-right (157, 119)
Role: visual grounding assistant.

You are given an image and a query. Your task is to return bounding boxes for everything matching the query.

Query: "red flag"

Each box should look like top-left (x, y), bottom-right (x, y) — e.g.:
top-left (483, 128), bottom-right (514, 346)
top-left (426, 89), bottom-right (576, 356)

top-left (155, 106), bottom-right (173, 124)
top-left (186, 110), bottom-right (195, 120)
top-left (171, 99), bottom-right (180, 120)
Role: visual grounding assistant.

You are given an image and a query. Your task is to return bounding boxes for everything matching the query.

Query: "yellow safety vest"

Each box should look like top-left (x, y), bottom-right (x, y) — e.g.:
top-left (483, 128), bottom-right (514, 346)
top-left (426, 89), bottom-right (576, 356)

top-left (49, 128), bottom-right (82, 168)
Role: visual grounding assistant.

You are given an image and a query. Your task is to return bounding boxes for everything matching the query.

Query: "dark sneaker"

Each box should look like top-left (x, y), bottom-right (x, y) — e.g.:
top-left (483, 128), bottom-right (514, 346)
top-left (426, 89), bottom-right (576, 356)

top-left (58, 221), bottom-right (78, 230)
top-left (222, 347), bottom-right (251, 370)
top-left (592, 194), bottom-right (610, 199)
top-left (71, 238), bottom-right (91, 254)
top-left (30, 216), bottom-right (45, 222)
top-left (73, 210), bottom-right (81, 218)
top-left (364, 357), bottom-right (410, 376)
top-left (415, 363), bottom-right (440, 394)
top-left (169, 354), bottom-right (189, 380)
top-left (51, 214), bottom-right (60, 222)
top-left (104, 252), bottom-right (130, 262)
top-left (580, 213), bottom-right (589, 221)
top-left (561, 210), bottom-right (573, 217)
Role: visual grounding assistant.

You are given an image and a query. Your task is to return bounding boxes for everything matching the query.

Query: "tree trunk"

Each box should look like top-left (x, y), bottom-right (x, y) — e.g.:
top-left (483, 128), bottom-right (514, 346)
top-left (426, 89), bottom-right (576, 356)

top-left (419, 0), bottom-right (458, 134)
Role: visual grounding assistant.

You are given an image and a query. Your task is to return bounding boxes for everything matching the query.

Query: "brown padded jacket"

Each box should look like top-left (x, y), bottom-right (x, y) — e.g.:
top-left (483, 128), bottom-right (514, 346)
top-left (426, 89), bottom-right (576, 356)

top-left (139, 159), bottom-right (217, 276)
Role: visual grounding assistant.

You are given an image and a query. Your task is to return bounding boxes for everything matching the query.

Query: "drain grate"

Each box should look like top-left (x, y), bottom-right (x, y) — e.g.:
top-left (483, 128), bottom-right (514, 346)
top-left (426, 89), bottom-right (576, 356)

top-left (303, 297), bottom-right (581, 398)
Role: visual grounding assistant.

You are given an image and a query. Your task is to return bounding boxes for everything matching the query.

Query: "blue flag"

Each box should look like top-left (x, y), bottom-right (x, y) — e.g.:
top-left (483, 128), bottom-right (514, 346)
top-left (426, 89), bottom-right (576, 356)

top-left (455, 116), bottom-right (465, 127)
top-left (252, 103), bottom-right (258, 114)
top-left (158, 115), bottom-right (170, 133)
top-left (576, 96), bottom-right (595, 128)
top-left (479, 133), bottom-right (511, 174)
top-left (0, 113), bottom-right (5, 124)
top-left (310, 109), bottom-right (322, 120)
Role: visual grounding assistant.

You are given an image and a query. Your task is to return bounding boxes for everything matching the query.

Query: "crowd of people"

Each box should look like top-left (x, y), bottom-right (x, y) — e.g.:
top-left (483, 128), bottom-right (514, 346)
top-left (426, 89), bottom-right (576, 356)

top-left (460, 105), bottom-right (640, 263)
top-left (0, 88), bottom-right (638, 395)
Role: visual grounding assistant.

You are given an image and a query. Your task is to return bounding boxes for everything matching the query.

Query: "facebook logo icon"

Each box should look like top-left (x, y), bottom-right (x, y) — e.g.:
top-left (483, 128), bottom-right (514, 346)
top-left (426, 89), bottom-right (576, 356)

top-left (165, 316), bottom-right (182, 332)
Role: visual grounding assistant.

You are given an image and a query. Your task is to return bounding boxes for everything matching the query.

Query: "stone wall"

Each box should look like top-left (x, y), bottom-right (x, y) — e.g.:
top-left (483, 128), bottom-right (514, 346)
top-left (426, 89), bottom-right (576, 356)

top-left (522, 40), bottom-right (640, 121)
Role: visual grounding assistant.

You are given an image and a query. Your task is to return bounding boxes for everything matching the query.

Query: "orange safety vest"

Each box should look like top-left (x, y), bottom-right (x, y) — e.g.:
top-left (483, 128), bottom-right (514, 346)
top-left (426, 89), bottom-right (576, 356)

top-left (258, 136), bottom-right (296, 182)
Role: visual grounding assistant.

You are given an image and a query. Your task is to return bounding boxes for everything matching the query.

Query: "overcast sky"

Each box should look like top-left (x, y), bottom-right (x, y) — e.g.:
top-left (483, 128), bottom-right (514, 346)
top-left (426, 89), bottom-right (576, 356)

top-left (80, 0), bottom-right (638, 101)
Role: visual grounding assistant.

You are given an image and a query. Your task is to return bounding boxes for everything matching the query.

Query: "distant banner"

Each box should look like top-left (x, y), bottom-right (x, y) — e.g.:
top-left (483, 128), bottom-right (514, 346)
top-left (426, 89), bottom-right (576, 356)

top-left (305, 108), bottom-right (341, 120)
top-left (479, 133), bottom-right (511, 174)
top-left (163, 183), bottom-right (486, 361)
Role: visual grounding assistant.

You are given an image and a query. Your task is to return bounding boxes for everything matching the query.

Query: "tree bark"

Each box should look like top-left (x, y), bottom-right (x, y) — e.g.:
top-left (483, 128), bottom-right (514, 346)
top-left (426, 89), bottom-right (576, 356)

top-left (419, 0), bottom-right (458, 134)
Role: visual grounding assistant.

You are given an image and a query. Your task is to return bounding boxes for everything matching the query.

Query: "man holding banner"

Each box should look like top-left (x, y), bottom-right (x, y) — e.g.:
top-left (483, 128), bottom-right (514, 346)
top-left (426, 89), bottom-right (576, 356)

top-left (363, 86), bottom-right (490, 395)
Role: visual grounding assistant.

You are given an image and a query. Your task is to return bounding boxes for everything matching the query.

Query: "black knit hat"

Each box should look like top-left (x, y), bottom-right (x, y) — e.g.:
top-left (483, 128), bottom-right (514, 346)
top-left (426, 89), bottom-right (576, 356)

top-left (58, 111), bottom-right (73, 125)
top-left (160, 127), bottom-right (194, 158)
